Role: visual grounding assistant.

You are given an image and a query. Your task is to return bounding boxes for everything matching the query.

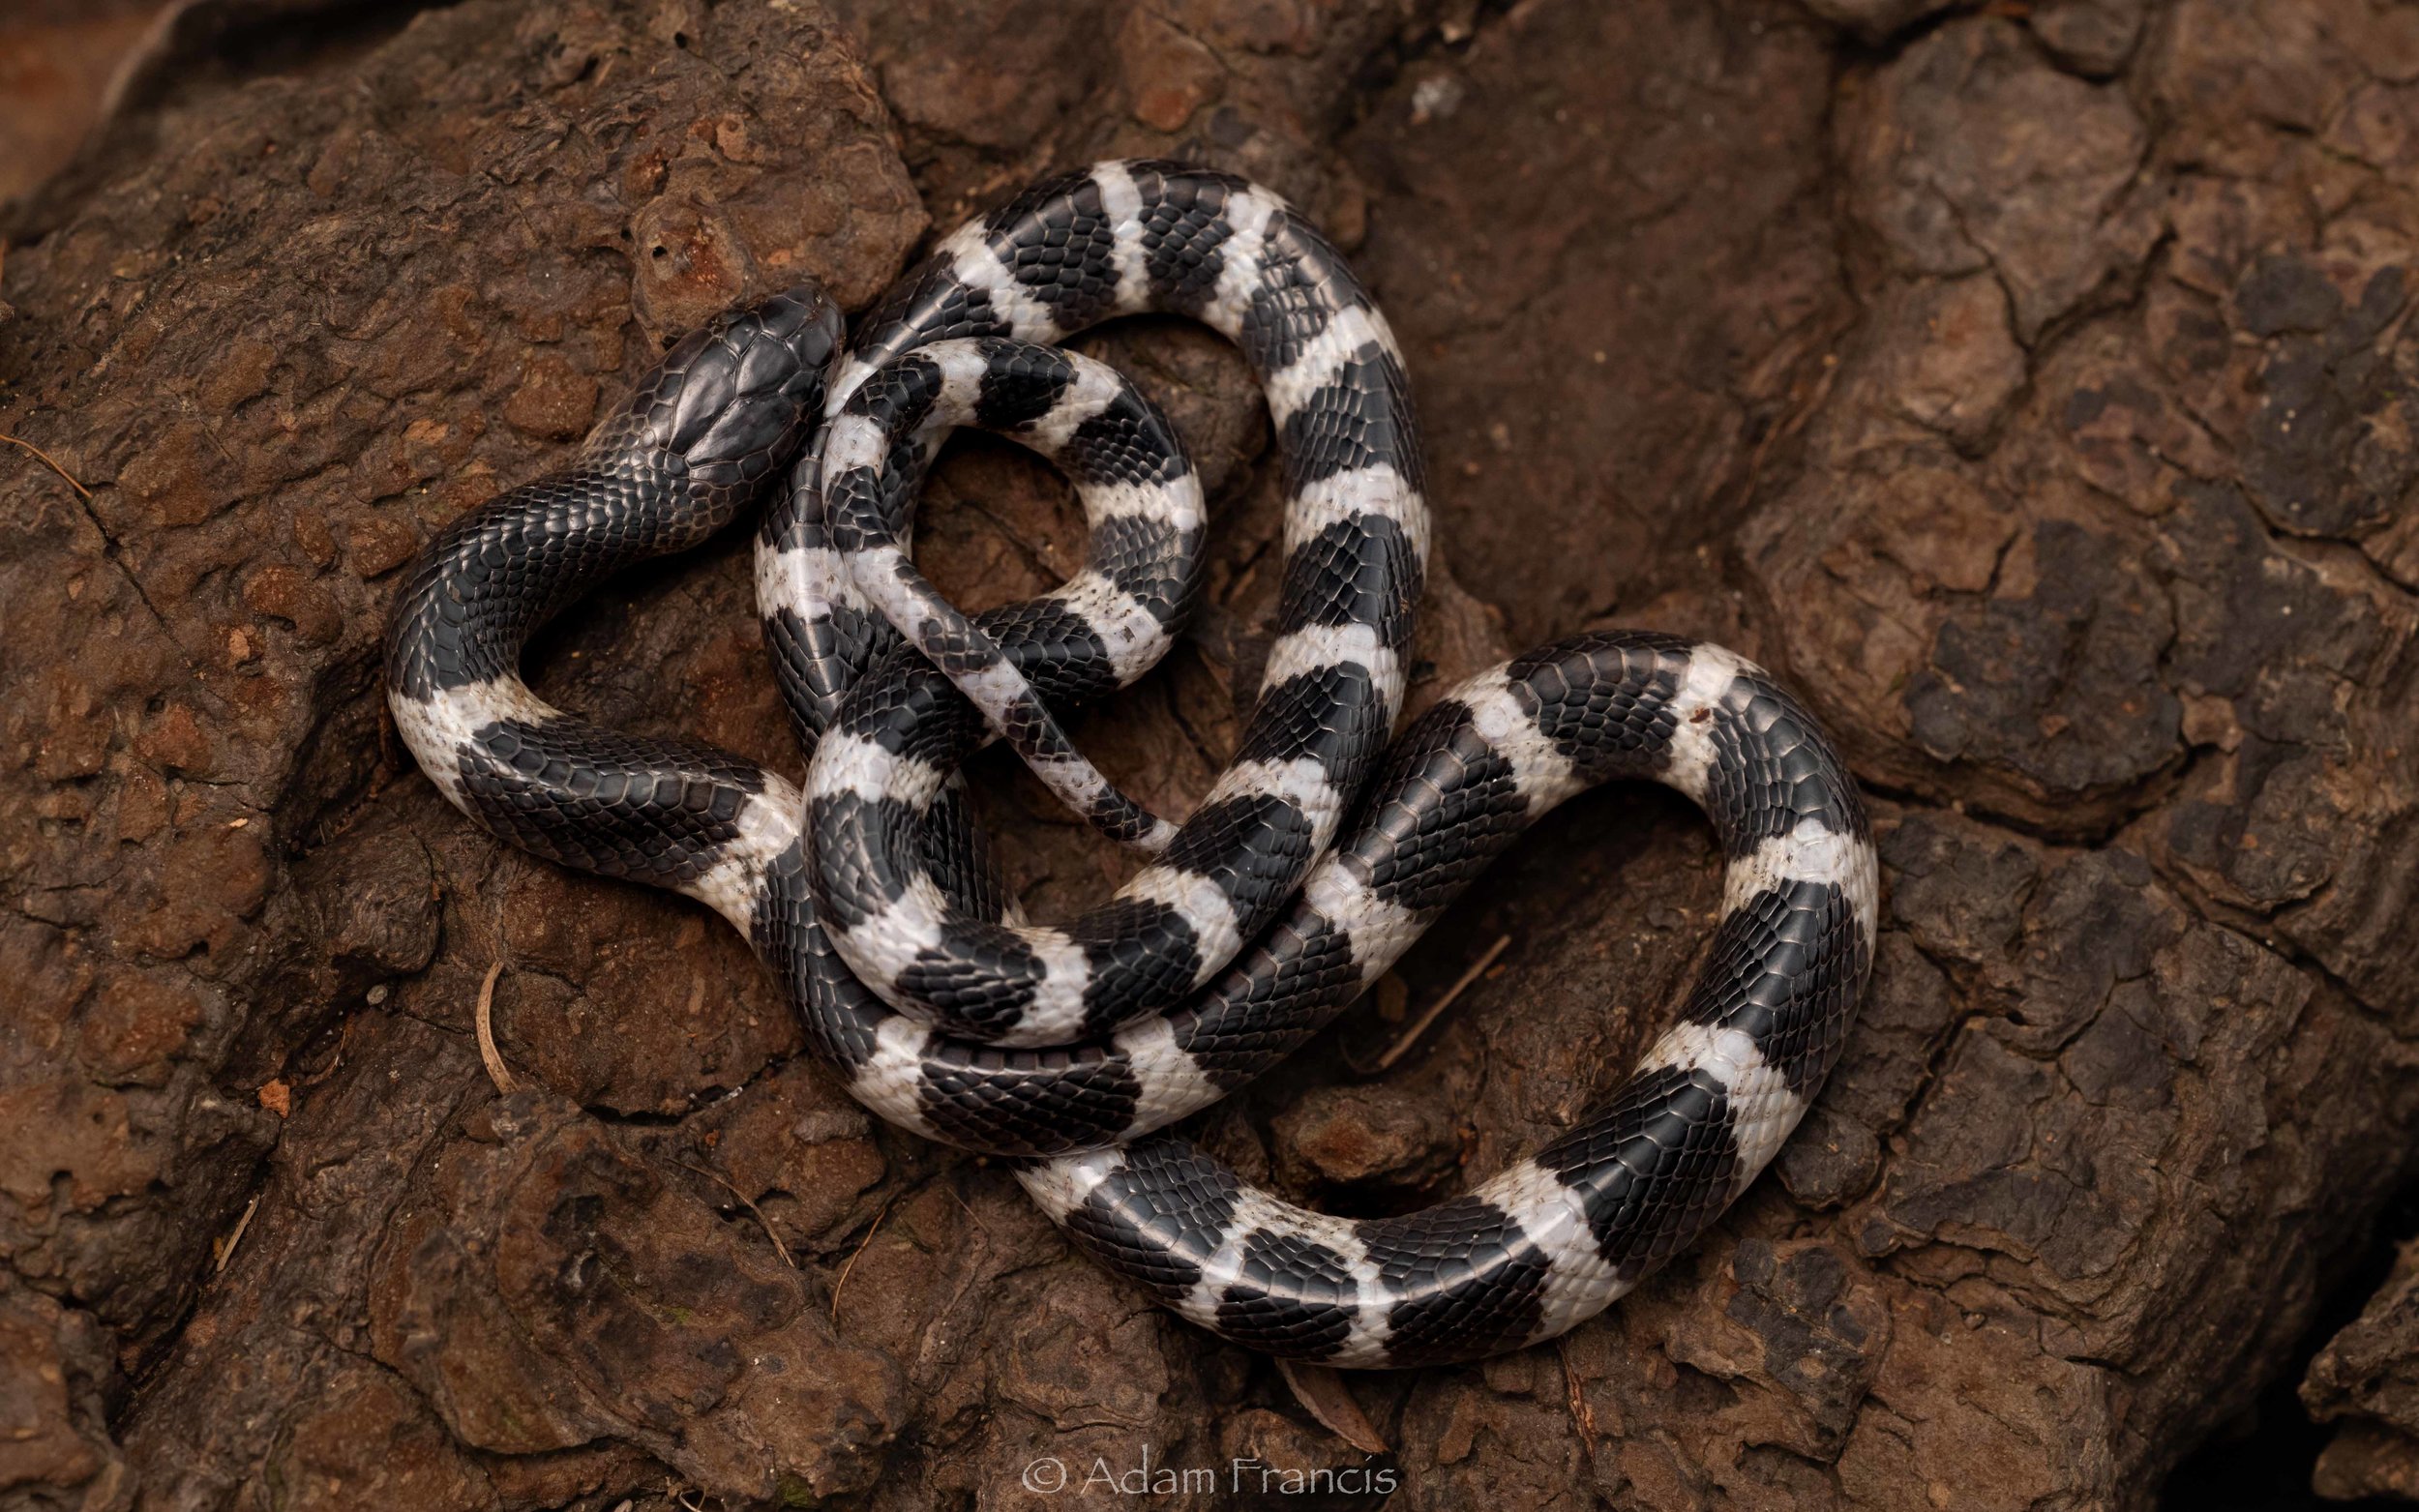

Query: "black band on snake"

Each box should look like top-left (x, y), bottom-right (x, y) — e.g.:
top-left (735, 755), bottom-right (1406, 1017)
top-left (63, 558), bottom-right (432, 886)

top-left (385, 160), bottom-right (1877, 1369)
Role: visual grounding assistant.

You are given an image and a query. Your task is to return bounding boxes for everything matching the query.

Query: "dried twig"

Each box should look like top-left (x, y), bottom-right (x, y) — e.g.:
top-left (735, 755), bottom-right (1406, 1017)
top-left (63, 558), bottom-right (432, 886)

top-left (679, 1161), bottom-right (795, 1268)
top-left (1559, 1337), bottom-right (1602, 1483)
top-left (1375, 934), bottom-right (1512, 1071)
top-left (212, 1194), bottom-right (261, 1274)
top-left (829, 1193), bottom-right (901, 1320)
top-left (937, 1171), bottom-right (1000, 1244)
top-left (473, 961), bottom-right (517, 1094)
top-left (0, 433), bottom-right (93, 500)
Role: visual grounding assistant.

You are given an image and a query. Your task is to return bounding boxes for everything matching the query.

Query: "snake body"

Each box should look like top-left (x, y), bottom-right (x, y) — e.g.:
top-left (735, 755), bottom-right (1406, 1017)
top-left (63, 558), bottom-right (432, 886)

top-left (385, 161), bottom-right (1877, 1368)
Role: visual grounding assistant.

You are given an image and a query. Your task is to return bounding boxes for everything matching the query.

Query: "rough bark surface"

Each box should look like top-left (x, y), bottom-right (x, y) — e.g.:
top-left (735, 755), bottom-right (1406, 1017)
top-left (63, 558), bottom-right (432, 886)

top-left (3, 0), bottom-right (2417, 1508)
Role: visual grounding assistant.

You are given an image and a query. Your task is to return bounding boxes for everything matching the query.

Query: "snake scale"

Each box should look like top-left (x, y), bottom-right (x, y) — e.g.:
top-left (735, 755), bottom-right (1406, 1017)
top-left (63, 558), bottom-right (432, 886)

top-left (385, 161), bottom-right (1877, 1369)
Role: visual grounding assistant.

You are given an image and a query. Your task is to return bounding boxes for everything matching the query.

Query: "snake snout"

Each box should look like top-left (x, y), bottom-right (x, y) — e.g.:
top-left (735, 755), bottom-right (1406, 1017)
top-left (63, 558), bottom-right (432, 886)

top-left (652, 282), bottom-right (846, 487)
top-left (752, 281), bottom-right (847, 377)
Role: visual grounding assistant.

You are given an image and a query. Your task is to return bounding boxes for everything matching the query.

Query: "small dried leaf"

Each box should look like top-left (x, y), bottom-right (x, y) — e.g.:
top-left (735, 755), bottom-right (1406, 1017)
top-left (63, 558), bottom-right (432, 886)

top-left (1276, 1357), bottom-right (1389, 1454)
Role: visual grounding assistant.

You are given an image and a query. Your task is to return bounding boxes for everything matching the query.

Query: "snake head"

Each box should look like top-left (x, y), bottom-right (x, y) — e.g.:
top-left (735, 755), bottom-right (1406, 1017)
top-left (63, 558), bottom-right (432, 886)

top-left (598, 282), bottom-right (846, 490)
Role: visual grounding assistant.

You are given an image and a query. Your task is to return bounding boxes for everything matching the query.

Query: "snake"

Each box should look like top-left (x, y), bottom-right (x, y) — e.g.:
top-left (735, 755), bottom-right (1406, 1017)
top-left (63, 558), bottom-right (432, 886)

top-left (385, 161), bottom-right (1877, 1369)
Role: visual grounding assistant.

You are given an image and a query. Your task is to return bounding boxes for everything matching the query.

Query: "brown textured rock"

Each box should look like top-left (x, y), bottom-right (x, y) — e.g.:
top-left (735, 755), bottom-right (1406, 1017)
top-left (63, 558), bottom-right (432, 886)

top-left (1844, 16), bottom-right (2163, 341)
top-left (1, 0), bottom-right (2416, 1508)
top-left (367, 1093), bottom-right (903, 1499)
top-left (1270, 1082), bottom-right (1461, 1199)
top-left (2306, 1238), bottom-right (2419, 1499)
top-left (0, 1284), bottom-right (122, 1503)
top-left (1798, 0), bottom-right (1955, 43)
top-left (2031, 0), bottom-right (2149, 75)
top-left (1348, 0), bottom-right (1845, 647)
top-left (1860, 274), bottom-right (2030, 450)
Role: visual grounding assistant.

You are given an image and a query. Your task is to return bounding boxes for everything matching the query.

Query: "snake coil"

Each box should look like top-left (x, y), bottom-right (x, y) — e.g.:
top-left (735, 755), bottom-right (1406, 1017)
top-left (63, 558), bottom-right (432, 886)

top-left (386, 161), bottom-right (1876, 1368)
